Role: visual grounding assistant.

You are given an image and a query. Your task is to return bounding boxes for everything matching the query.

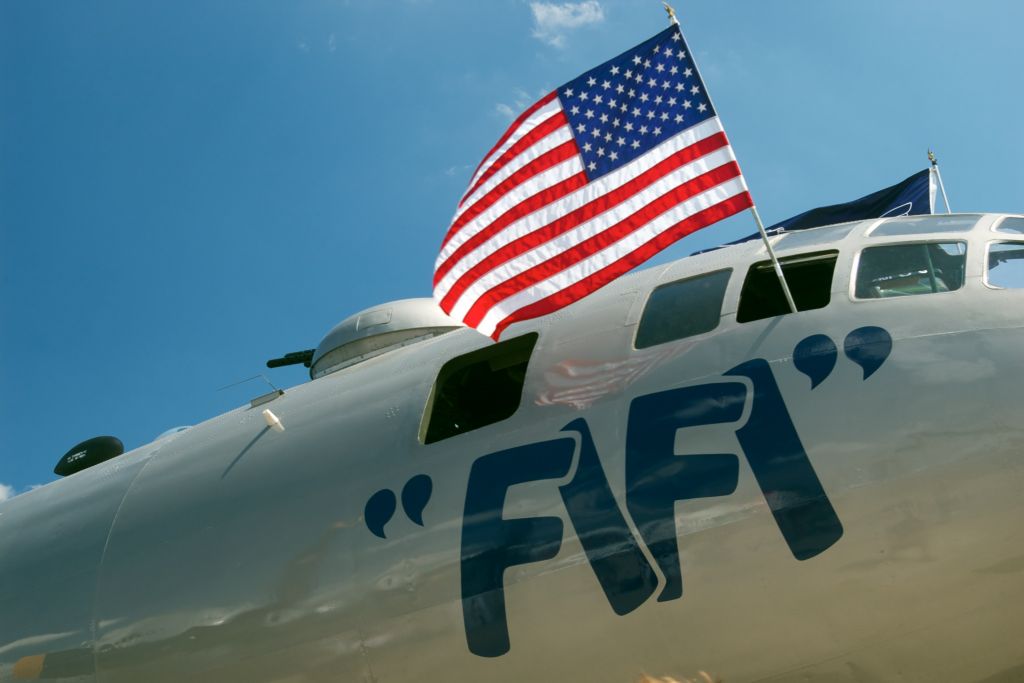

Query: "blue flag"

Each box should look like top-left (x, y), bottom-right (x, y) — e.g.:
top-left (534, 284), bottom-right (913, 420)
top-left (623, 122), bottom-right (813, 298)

top-left (714, 169), bottom-right (935, 249)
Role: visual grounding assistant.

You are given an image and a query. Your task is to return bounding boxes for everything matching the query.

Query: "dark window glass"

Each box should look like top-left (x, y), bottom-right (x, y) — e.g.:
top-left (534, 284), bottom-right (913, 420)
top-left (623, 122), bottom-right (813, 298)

top-left (987, 242), bottom-right (1024, 289)
top-left (855, 242), bottom-right (966, 299)
top-left (421, 333), bottom-right (537, 444)
top-left (635, 269), bottom-right (731, 349)
top-left (737, 251), bottom-right (838, 323)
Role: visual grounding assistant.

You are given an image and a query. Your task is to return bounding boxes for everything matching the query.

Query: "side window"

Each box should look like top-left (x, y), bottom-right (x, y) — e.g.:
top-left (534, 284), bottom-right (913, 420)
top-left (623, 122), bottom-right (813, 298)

top-left (635, 269), bottom-right (731, 349)
top-left (987, 242), bottom-right (1024, 289)
top-left (854, 242), bottom-right (966, 299)
top-left (737, 251), bottom-right (838, 323)
top-left (995, 217), bottom-right (1024, 235)
top-left (421, 333), bottom-right (538, 444)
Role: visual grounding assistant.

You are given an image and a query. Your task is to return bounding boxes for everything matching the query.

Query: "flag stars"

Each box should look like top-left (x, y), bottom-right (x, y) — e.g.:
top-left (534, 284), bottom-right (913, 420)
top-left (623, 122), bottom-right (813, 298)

top-left (612, 117), bottom-right (620, 127)
top-left (611, 65), bottom-right (620, 75)
top-left (588, 161), bottom-right (597, 172)
top-left (564, 88), bottom-right (575, 98)
top-left (576, 123), bottom-right (587, 133)
top-left (593, 94), bottom-right (603, 104)
top-left (592, 126), bottom-right (601, 137)
top-left (646, 110), bottom-right (655, 119)
top-left (654, 95), bottom-right (663, 105)
top-left (668, 97), bottom-right (677, 106)
top-left (662, 80), bottom-right (671, 89)
top-left (655, 63), bottom-right (665, 73)
top-left (653, 45), bottom-right (661, 54)
top-left (639, 93), bottom-right (649, 103)
top-left (625, 69), bottom-right (633, 79)
top-left (632, 107), bottom-right (642, 116)
top-left (616, 136), bottom-right (626, 146)
top-left (690, 85), bottom-right (701, 95)
top-left (619, 103), bottom-right (628, 112)
top-left (599, 112), bottom-right (609, 123)
top-left (683, 67), bottom-right (693, 78)
top-left (570, 105), bottom-right (580, 115)
top-left (628, 88), bottom-right (636, 98)
top-left (624, 121), bottom-right (634, 131)
top-left (597, 147), bottom-right (605, 157)
top-left (643, 58), bottom-right (652, 68)
top-left (609, 151), bottom-right (619, 161)
top-left (602, 80), bottom-right (611, 90)
top-left (698, 102), bottom-right (708, 113)
top-left (604, 132), bottom-right (612, 142)
top-left (676, 50), bottom-right (686, 59)
top-left (653, 127), bottom-right (662, 136)
top-left (631, 139), bottom-right (641, 149)
top-left (671, 32), bottom-right (681, 42)
top-left (579, 91), bottom-right (589, 100)
top-left (639, 125), bottom-right (648, 134)
top-left (660, 112), bottom-right (669, 121)
top-left (670, 65), bottom-right (678, 75)
top-left (585, 109), bottom-right (594, 119)
top-left (587, 76), bottom-right (597, 86)
top-left (674, 113), bottom-right (684, 123)
top-left (608, 98), bottom-right (617, 109)
top-left (582, 142), bottom-right (592, 152)
top-left (615, 84), bottom-right (625, 94)
top-left (675, 82), bottom-right (686, 92)
top-left (632, 55), bottom-right (642, 65)
top-left (683, 99), bottom-right (692, 109)
top-left (648, 77), bottom-right (658, 88)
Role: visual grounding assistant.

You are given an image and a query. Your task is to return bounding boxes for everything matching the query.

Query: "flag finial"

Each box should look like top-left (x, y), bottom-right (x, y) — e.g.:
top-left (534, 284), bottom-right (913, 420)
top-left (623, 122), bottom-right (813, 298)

top-left (663, 2), bottom-right (680, 26)
top-left (927, 148), bottom-right (938, 166)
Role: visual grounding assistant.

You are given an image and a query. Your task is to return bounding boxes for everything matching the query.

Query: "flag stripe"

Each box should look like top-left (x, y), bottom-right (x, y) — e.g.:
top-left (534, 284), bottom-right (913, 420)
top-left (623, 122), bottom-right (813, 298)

top-left (439, 155), bottom-right (586, 268)
top-left (460, 162), bottom-right (744, 326)
top-left (453, 123), bottom-right (574, 229)
top-left (437, 118), bottom-right (726, 292)
top-left (434, 170), bottom-right (589, 286)
top-left (465, 93), bottom-right (560, 194)
top-left (440, 139), bottom-right (580, 250)
top-left (461, 111), bottom-right (570, 206)
top-left (486, 190), bottom-right (753, 338)
top-left (440, 132), bottom-right (732, 313)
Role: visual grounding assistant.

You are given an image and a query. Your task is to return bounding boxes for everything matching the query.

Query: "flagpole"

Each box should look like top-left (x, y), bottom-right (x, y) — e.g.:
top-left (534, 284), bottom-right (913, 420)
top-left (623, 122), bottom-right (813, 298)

top-left (928, 149), bottom-right (952, 214)
top-left (663, 3), bottom-right (798, 314)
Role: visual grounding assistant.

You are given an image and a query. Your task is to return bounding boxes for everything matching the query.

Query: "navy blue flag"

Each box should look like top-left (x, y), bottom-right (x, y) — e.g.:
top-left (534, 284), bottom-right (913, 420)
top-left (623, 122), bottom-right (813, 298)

top-left (713, 169), bottom-right (934, 250)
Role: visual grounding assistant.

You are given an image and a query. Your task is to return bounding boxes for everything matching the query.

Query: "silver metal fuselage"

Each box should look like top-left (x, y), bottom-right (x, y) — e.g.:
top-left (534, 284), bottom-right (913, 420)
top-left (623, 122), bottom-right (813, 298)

top-left (2, 214), bottom-right (1023, 682)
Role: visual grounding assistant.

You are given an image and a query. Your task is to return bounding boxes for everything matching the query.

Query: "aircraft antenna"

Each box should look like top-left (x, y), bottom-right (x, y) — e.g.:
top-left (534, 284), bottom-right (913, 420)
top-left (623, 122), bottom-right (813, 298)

top-left (928, 149), bottom-right (952, 214)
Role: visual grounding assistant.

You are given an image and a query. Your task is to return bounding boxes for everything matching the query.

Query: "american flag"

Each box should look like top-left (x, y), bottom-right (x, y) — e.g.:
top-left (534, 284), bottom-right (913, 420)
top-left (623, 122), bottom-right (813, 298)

top-left (434, 25), bottom-right (753, 340)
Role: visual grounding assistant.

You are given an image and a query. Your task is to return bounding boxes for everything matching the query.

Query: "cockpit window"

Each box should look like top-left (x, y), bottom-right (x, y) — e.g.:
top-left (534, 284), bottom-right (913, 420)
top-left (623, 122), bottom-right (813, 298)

top-left (995, 217), bottom-right (1024, 235)
top-left (854, 242), bottom-right (966, 299)
top-left (986, 242), bottom-right (1024, 289)
top-left (869, 215), bottom-right (979, 237)
top-left (635, 269), bottom-right (731, 349)
top-left (421, 333), bottom-right (537, 444)
top-left (737, 251), bottom-right (838, 323)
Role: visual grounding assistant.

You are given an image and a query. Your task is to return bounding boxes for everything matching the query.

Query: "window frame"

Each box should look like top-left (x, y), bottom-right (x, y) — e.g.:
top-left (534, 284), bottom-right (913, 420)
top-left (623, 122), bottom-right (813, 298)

top-left (418, 332), bottom-right (539, 445)
top-left (633, 268), bottom-right (733, 350)
top-left (983, 240), bottom-right (1024, 290)
top-left (736, 250), bottom-right (839, 324)
top-left (849, 239), bottom-right (968, 302)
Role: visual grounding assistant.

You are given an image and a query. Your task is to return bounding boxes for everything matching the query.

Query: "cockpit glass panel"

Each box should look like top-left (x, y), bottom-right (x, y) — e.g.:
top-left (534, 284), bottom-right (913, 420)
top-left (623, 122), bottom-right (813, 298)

top-left (986, 242), bottom-right (1024, 289)
top-left (421, 333), bottom-right (537, 444)
top-left (635, 269), bottom-right (731, 349)
top-left (854, 241), bottom-right (966, 299)
top-left (870, 215), bottom-right (980, 237)
top-left (995, 217), bottom-right (1024, 235)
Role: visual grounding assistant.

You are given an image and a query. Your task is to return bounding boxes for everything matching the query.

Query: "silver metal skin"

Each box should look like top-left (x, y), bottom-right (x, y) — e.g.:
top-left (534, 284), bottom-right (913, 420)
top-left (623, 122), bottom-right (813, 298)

top-left (2, 213), bottom-right (1023, 682)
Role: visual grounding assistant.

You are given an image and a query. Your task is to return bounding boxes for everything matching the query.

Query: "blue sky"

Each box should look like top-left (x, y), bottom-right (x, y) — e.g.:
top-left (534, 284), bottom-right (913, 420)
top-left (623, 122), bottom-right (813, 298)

top-left (2, 0), bottom-right (1022, 497)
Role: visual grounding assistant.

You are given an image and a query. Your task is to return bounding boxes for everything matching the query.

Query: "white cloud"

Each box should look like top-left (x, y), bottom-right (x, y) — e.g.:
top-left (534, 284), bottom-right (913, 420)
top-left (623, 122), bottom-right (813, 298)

top-left (494, 88), bottom-right (535, 121)
top-left (0, 483), bottom-right (14, 502)
top-left (530, 1), bottom-right (604, 48)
